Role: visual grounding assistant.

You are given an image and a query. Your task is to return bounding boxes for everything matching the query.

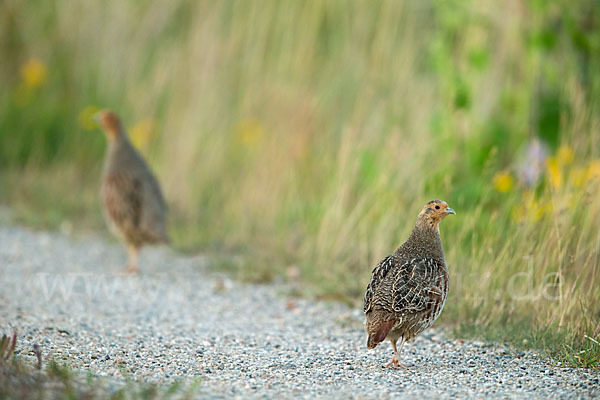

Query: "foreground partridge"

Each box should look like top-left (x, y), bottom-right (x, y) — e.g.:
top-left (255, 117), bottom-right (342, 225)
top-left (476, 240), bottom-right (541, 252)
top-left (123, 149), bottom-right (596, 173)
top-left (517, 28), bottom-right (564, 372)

top-left (95, 110), bottom-right (169, 273)
top-left (364, 200), bottom-right (455, 368)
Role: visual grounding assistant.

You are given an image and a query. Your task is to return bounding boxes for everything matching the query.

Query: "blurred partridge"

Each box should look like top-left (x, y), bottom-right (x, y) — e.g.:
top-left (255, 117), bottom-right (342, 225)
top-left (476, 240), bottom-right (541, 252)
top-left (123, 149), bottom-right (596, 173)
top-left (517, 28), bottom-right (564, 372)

top-left (364, 200), bottom-right (455, 368)
top-left (95, 110), bottom-right (169, 274)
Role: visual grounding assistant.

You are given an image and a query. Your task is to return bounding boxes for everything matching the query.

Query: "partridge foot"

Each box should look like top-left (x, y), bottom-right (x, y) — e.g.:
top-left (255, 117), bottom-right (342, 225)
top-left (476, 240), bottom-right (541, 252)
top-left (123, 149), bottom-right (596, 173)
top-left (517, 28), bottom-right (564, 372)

top-left (124, 264), bottom-right (140, 275)
top-left (384, 354), bottom-right (408, 369)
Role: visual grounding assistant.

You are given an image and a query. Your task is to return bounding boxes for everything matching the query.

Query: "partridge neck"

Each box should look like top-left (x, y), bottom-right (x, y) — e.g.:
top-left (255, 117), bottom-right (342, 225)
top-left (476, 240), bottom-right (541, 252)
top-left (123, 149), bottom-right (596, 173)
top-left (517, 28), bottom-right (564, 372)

top-left (397, 219), bottom-right (445, 262)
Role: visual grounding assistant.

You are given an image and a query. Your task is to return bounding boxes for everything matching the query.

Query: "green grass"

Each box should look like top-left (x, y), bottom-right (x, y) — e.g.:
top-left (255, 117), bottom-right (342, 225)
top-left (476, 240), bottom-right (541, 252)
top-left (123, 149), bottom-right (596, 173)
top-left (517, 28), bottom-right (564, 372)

top-left (1, 0), bottom-right (599, 369)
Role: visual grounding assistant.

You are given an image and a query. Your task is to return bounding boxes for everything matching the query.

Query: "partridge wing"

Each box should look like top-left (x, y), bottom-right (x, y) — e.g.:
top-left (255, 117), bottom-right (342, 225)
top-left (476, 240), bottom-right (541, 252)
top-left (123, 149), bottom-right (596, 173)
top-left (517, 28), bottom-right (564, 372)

top-left (364, 255), bottom-right (399, 313)
top-left (102, 173), bottom-right (143, 232)
top-left (391, 257), bottom-right (445, 315)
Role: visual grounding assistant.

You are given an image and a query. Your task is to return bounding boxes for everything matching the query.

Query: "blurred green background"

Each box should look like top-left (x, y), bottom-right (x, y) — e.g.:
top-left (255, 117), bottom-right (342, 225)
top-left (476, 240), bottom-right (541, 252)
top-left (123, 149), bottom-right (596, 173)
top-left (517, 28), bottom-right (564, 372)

top-left (1, 0), bottom-right (599, 366)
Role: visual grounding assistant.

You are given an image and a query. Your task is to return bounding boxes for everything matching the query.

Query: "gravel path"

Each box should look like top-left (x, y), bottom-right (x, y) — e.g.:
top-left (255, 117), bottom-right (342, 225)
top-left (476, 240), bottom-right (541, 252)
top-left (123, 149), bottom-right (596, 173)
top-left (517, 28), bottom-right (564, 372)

top-left (1, 226), bottom-right (598, 399)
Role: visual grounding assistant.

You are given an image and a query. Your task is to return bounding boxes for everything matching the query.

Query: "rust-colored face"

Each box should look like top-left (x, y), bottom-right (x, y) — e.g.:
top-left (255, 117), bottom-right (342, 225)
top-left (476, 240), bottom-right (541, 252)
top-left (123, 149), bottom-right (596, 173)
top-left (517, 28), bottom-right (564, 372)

top-left (418, 200), bottom-right (456, 227)
top-left (95, 110), bottom-right (122, 140)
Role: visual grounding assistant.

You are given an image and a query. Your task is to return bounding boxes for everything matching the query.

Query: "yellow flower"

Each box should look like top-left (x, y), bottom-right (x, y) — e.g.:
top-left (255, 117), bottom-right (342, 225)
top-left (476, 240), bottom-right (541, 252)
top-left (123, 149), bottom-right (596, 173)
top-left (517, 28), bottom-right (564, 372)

top-left (556, 145), bottom-right (574, 166)
top-left (546, 157), bottom-right (562, 189)
top-left (129, 118), bottom-right (154, 150)
top-left (493, 171), bottom-right (513, 193)
top-left (20, 58), bottom-right (47, 89)
top-left (236, 119), bottom-right (264, 146)
top-left (78, 105), bottom-right (101, 131)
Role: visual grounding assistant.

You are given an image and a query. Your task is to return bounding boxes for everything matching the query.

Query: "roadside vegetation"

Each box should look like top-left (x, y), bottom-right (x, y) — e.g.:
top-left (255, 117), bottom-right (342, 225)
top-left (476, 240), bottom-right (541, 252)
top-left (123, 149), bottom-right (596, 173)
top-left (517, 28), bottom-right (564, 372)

top-left (0, 0), bottom-right (598, 368)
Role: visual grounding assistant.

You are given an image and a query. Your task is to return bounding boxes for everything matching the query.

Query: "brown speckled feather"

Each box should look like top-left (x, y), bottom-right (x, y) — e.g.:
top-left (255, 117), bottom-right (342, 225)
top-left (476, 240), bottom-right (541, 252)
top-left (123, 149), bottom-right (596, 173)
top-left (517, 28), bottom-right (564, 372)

top-left (364, 255), bottom-right (398, 314)
top-left (392, 257), bottom-right (447, 315)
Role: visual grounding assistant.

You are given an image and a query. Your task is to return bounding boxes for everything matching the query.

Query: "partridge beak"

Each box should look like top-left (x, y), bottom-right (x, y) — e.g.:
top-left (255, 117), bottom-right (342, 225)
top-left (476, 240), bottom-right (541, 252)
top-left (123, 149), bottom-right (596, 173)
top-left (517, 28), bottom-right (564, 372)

top-left (445, 207), bottom-right (456, 215)
top-left (93, 112), bottom-right (102, 123)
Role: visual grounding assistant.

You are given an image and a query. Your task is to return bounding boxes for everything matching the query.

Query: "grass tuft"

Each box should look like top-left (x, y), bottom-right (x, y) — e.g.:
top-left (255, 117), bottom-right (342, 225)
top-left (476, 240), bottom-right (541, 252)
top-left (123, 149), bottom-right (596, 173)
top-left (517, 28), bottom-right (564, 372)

top-left (560, 336), bottom-right (600, 369)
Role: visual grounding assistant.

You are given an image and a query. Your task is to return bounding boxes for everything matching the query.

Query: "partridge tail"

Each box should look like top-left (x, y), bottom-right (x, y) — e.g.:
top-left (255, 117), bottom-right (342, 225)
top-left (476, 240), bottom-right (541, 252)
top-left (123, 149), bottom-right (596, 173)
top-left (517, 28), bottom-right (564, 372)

top-left (367, 319), bottom-right (394, 350)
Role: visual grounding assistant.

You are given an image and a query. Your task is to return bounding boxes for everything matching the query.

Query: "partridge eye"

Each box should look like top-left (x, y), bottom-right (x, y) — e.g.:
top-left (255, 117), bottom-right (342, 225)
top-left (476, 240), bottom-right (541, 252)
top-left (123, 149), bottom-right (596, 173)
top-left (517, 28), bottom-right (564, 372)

top-left (435, 205), bottom-right (440, 210)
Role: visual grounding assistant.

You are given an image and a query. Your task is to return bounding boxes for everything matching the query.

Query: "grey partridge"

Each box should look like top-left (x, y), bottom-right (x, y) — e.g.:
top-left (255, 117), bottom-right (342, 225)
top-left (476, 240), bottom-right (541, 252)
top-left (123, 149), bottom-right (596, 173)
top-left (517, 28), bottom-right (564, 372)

top-left (95, 110), bottom-right (169, 273)
top-left (364, 200), bottom-right (455, 368)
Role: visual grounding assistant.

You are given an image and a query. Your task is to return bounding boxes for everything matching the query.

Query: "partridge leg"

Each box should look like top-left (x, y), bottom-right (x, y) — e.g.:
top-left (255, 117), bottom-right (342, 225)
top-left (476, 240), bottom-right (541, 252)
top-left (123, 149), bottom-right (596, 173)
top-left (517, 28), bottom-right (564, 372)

top-left (385, 337), bottom-right (407, 369)
top-left (125, 245), bottom-right (140, 274)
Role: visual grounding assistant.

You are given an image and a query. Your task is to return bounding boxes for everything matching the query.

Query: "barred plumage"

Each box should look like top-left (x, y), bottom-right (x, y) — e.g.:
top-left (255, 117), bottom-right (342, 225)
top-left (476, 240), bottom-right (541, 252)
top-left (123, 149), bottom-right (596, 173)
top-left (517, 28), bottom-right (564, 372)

top-left (364, 200), bottom-right (455, 368)
top-left (364, 255), bottom-right (397, 314)
top-left (96, 110), bottom-right (169, 274)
